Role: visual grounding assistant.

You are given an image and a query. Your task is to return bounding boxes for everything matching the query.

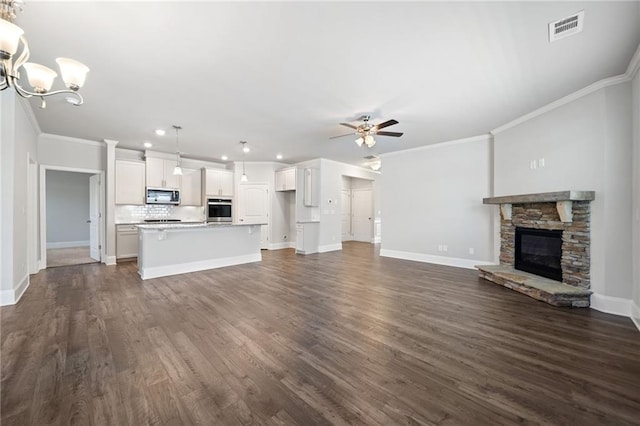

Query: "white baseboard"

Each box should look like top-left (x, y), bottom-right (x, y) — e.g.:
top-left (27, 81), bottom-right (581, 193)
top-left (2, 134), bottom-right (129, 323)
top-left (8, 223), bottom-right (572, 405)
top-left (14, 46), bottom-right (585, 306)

top-left (318, 243), bottom-right (342, 253)
top-left (268, 242), bottom-right (295, 250)
top-left (631, 301), bottom-right (640, 332)
top-left (0, 274), bottom-right (30, 306)
top-left (139, 253), bottom-right (262, 280)
top-left (46, 240), bottom-right (89, 249)
top-left (380, 249), bottom-right (494, 270)
top-left (590, 293), bottom-right (632, 317)
top-left (104, 255), bottom-right (117, 266)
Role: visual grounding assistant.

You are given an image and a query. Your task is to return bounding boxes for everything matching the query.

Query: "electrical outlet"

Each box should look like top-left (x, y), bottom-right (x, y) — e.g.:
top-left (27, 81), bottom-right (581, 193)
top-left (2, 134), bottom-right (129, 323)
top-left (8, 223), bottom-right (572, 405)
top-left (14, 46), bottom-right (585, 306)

top-left (529, 160), bottom-right (537, 170)
top-left (469, 247), bottom-right (475, 255)
top-left (538, 158), bottom-right (545, 168)
top-left (438, 245), bottom-right (443, 252)
top-left (443, 245), bottom-right (448, 252)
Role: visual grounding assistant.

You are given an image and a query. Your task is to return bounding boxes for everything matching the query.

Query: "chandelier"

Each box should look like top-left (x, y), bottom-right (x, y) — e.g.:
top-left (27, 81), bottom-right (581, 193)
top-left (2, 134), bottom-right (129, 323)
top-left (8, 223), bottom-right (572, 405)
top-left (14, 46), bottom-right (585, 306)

top-left (0, 0), bottom-right (89, 108)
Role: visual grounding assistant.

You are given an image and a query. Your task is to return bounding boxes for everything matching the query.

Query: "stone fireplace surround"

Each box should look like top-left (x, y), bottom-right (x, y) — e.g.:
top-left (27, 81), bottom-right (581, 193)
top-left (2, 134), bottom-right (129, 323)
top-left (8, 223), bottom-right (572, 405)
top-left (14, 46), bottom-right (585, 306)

top-left (478, 191), bottom-right (595, 307)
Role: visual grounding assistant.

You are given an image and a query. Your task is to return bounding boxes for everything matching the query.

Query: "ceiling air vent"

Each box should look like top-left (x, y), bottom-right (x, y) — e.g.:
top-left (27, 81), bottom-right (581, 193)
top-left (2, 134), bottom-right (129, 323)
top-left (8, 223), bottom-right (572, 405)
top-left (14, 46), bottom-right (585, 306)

top-left (549, 10), bottom-right (584, 43)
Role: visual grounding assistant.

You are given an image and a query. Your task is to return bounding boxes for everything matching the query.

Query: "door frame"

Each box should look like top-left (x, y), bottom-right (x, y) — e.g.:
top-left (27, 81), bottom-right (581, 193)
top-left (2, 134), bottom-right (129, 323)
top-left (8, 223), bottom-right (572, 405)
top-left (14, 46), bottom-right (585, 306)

top-left (39, 165), bottom-right (105, 270)
top-left (27, 153), bottom-right (39, 274)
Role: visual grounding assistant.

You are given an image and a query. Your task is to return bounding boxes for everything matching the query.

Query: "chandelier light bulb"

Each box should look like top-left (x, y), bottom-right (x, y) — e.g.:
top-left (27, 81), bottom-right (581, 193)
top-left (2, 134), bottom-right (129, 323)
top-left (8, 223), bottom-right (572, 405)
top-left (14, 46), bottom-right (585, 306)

top-left (22, 62), bottom-right (57, 93)
top-left (0, 19), bottom-right (23, 58)
top-left (55, 58), bottom-right (90, 90)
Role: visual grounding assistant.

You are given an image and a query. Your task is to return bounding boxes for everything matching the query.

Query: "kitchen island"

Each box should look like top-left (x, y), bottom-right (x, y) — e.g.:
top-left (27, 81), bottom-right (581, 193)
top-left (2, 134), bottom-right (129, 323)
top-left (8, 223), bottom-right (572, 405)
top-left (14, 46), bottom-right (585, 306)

top-left (137, 223), bottom-right (262, 280)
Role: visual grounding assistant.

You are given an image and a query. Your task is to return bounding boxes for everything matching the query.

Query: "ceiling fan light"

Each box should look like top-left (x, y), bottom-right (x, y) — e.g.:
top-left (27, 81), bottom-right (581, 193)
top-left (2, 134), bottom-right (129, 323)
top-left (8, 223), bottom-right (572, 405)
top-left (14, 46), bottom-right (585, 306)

top-left (55, 57), bottom-right (90, 90)
top-left (355, 137), bottom-right (364, 147)
top-left (365, 135), bottom-right (376, 147)
top-left (22, 62), bottom-right (57, 93)
top-left (0, 19), bottom-right (23, 58)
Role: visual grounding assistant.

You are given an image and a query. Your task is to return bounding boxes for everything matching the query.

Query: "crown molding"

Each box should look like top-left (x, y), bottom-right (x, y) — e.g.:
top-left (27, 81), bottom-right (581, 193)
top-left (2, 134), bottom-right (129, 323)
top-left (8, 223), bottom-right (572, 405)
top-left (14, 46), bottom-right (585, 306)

top-left (40, 132), bottom-right (105, 148)
top-left (493, 42), bottom-right (640, 136)
top-left (380, 134), bottom-right (492, 159)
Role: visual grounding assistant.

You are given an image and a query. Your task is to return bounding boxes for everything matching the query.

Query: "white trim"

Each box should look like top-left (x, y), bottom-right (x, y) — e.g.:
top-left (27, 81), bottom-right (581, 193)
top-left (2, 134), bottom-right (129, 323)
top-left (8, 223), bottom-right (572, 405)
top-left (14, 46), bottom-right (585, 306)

top-left (104, 255), bottom-right (117, 266)
top-left (625, 42), bottom-right (640, 79)
top-left (380, 249), bottom-right (494, 270)
top-left (380, 134), bottom-right (492, 158)
top-left (491, 75), bottom-right (630, 135)
top-left (372, 237), bottom-right (381, 244)
top-left (268, 242), bottom-right (295, 250)
top-left (631, 301), bottom-right (640, 332)
top-left (590, 293), bottom-right (632, 317)
top-left (17, 97), bottom-right (41, 135)
top-left (138, 253), bottom-right (261, 280)
top-left (0, 274), bottom-right (29, 306)
top-left (46, 240), bottom-right (90, 249)
top-left (40, 133), bottom-right (105, 148)
top-left (318, 243), bottom-right (342, 253)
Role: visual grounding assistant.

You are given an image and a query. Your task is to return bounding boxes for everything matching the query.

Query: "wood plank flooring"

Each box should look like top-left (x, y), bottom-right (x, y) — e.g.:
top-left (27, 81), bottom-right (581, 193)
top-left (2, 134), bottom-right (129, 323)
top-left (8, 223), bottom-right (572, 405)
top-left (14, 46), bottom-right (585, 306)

top-left (2, 242), bottom-right (639, 425)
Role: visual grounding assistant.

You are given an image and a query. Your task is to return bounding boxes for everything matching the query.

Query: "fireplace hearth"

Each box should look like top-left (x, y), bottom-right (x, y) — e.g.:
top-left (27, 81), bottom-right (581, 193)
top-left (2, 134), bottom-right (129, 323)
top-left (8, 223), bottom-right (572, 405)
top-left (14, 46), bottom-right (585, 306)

top-left (515, 227), bottom-right (563, 281)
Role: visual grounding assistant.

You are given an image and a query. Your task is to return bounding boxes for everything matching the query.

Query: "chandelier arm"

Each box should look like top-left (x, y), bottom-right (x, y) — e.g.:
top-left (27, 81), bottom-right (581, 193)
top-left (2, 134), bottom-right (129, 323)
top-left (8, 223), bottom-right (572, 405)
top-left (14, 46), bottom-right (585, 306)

top-left (0, 62), bottom-right (8, 90)
top-left (11, 81), bottom-right (84, 105)
top-left (13, 35), bottom-right (30, 71)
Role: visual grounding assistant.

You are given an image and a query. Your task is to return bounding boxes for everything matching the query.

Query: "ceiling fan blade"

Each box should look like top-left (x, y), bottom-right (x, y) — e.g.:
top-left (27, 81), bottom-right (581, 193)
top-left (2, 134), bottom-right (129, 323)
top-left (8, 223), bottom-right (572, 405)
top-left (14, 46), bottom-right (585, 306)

top-left (376, 119), bottom-right (399, 130)
top-left (329, 133), bottom-right (356, 139)
top-left (376, 131), bottom-right (403, 137)
top-left (340, 122), bottom-right (358, 130)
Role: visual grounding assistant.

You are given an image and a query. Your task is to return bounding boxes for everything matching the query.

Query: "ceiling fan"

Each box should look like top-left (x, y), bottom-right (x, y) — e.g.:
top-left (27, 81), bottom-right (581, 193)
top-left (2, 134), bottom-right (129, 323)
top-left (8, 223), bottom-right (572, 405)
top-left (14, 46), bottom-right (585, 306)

top-left (330, 115), bottom-right (403, 148)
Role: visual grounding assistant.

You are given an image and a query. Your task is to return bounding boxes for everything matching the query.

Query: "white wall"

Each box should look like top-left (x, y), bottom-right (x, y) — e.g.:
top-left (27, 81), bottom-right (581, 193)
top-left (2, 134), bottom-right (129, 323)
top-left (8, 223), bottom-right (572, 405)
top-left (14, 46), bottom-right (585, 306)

top-left (0, 93), bottom-right (40, 305)
top-left (632, 68), bottom-right (640, 326)
top-left (45, 170), bottom-right (92, 246)
top-left (38, 133), bottom-right (106, 171)
top-left (493, 83), bottom-right (634, 302)
top-left (379, 136), bottom-right (495, 267)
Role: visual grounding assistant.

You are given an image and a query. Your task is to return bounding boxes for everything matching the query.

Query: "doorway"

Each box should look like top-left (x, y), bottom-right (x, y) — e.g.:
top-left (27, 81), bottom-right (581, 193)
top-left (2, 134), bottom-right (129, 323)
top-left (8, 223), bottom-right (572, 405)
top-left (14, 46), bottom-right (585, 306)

top-left (341, 176), bottom-right (373, 243)
top-left (40, 166), bottom-right (105, 269)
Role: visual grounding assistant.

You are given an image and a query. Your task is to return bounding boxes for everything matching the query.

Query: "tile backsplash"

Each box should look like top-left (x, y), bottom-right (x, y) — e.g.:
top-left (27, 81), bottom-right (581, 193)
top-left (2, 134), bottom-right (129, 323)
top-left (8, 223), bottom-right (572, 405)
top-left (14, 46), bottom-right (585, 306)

top-left (116, 205), bottom-right (205, 223)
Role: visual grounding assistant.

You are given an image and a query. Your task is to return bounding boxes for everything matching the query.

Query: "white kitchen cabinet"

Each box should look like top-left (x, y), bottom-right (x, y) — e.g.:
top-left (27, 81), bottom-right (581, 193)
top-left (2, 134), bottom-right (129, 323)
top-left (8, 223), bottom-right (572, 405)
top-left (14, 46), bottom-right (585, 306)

top-left (116, 224), bottom-right (139, 259)
top-left (115, 160), bottom-right (145, 205)
top-left (237, 183), bottom-right (268, 224)
top-left (146, 157), bottom-right (181, 188)
top-left (303, 168), bottom-right (319, 207)
top-left (180, 168), bottom-right (202, 206)
top-left (295, 222), bottom-right (319, 254)
top-left (275, 167), bottom-right (296, 191)
top-left (205, 168), bottom-right (234, 197)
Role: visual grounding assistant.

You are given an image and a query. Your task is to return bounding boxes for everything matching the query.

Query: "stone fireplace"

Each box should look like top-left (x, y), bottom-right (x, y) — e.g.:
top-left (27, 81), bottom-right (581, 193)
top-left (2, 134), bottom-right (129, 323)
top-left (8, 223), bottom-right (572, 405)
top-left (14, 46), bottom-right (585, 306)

top-left (477, 191), bottom-right (595, 307)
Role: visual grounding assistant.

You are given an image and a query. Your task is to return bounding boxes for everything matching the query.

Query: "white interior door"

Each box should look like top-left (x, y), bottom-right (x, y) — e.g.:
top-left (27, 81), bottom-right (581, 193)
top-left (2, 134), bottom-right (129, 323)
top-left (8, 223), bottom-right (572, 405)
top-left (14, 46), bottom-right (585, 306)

top-left (238, 183), bottom-right (269, 224)
top-left (352, 189), bottom-right (372, 243)
top-left (341, 189), bottom-right (352, 241)
top-left (89, 174), bottom-right (101, 261)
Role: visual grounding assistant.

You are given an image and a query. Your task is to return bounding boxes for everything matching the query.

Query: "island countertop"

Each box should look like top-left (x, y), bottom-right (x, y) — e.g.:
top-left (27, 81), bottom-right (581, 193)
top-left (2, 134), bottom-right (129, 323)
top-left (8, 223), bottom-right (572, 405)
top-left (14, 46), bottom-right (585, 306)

top-left (137, 223), bottom-right (263, 280)
top-left (136, 222), bottom-right (266, 230)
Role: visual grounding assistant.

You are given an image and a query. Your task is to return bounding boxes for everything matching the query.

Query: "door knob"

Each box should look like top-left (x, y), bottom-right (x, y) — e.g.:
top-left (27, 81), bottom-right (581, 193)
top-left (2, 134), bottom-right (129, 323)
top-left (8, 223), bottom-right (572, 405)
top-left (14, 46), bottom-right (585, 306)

top-left (86, 220), bottom-right (91, 223)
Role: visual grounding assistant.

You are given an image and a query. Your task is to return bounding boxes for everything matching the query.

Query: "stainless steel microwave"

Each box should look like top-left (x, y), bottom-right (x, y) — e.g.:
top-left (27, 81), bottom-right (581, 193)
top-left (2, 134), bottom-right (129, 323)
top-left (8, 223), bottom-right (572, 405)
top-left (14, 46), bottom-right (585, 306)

top-left (146, 187), bottom-right (180, 205)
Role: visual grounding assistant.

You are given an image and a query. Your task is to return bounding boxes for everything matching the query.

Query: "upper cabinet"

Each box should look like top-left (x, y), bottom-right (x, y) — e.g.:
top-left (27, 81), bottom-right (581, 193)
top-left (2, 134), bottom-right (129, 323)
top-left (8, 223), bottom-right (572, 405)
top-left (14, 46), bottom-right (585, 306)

top-left (275, 167), bottom-right (296, 191)
top-left (146, 157), bottom-right (181, 189)
top-left (115, 160), bottom-right (146, 205)
top-left (180, 168), bottom-right (203, 206)
top-left (205, 168), bottom-right (234, 197)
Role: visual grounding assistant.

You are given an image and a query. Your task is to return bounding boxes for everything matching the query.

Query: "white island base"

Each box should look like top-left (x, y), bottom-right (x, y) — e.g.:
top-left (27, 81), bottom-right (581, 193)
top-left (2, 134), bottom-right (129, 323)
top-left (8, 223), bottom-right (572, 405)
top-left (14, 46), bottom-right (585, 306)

top-left (137, 223), bottom-right (262, 280)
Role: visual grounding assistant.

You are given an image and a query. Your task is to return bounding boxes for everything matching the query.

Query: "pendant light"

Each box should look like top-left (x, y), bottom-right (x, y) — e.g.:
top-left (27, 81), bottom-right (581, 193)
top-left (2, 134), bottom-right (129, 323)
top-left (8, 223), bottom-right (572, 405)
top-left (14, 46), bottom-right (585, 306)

top-left (172, 125), bottom-right (183, 176)
top-left (240, 141), bottom-right (249, 182)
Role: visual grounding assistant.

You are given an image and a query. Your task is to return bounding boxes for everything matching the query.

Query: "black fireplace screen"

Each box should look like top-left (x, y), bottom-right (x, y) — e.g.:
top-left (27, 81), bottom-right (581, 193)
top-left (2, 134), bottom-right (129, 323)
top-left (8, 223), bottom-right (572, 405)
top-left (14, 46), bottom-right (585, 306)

top-left (514, 227), bottom-right (563, 282)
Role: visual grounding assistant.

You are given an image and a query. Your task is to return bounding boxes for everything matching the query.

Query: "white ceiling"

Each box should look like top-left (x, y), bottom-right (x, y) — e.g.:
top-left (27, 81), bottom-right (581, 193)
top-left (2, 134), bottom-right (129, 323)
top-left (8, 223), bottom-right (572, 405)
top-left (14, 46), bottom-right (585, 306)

top-left (17, 1), bottom-right (640, 166)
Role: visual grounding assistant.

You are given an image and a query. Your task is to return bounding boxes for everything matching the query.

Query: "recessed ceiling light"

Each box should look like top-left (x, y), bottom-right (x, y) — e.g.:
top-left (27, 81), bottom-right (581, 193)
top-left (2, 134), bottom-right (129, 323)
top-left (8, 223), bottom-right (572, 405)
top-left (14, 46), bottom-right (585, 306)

top-left (221, 155), bottom-right (228, 161)
top-left (143, 141), bottom-right (153, 148)
top-left (276, 154), bottom-right (283, 160)
top-left (155, 129), bottom-right (165, 136)
top-left (243, 146), bottom-right (250, 153)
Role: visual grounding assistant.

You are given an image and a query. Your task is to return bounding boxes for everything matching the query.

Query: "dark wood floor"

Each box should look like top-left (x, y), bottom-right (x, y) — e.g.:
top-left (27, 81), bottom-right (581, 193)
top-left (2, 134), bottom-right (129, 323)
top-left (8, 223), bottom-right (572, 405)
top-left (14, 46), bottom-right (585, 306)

top-left (2, 242), bottom-right (639, 425)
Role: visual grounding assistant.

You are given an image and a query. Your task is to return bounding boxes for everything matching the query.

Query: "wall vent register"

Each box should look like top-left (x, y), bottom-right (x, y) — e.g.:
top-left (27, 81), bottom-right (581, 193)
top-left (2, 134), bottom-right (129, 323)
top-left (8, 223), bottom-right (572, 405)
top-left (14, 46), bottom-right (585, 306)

top-left (549, 11), bottom-right (584, 42)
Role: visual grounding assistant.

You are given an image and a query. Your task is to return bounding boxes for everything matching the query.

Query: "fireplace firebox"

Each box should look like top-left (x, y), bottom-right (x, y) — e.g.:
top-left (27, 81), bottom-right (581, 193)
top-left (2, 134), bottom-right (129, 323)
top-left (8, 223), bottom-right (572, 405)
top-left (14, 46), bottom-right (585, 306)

top-left (514, 227), bottom-right (563, 282)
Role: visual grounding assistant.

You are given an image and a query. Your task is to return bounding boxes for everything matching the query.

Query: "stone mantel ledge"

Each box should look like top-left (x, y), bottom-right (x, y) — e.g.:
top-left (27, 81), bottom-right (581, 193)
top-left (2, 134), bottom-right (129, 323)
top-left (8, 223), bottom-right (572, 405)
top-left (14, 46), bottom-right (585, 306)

top-left (483, 191), bottom-right (595, 223)
top-left (482, 190), bottom-right (595, 205)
